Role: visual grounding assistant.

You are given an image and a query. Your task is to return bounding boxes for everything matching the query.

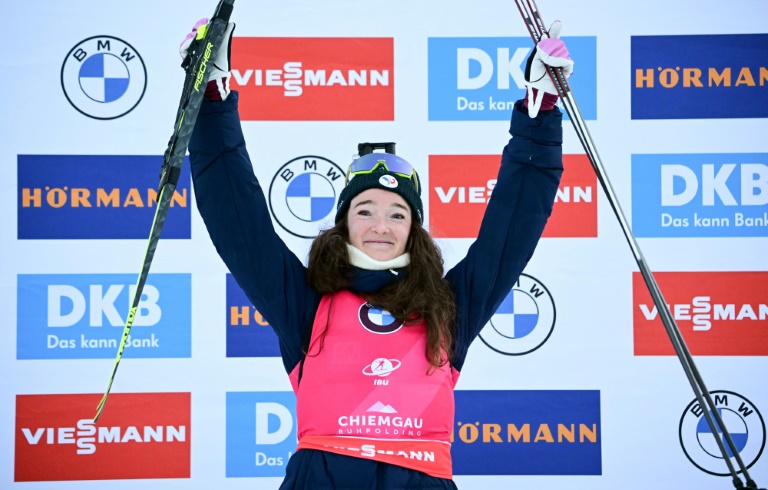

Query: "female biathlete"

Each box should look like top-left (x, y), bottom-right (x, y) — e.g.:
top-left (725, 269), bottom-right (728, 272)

top-left (185, 17), bottom-right (573, 490)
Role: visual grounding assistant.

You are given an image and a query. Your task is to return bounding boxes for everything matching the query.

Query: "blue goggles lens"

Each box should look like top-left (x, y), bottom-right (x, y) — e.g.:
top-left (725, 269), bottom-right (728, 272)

top-left (346, 153), bottom-right (419, 192)
top-left (349, 153), bottom-right (415, 177)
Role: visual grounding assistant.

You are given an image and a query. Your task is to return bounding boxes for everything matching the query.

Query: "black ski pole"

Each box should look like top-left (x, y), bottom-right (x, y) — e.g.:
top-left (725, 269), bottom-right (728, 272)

top-left (513, 1), bottom-right (764, 489)
top-left (93, 0), bottom-right (236, 423)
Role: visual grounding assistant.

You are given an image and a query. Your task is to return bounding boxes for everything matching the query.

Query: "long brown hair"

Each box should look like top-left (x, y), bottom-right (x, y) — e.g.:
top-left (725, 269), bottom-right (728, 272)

top-left (307, 218), bottom-right (457, 369)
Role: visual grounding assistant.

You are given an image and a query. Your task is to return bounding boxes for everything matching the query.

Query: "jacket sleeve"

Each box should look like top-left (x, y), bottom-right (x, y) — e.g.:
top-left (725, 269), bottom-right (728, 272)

top-left (188, 91), bottom-right (320, 372)
top-left (446, 100), bottom-right (564, 370)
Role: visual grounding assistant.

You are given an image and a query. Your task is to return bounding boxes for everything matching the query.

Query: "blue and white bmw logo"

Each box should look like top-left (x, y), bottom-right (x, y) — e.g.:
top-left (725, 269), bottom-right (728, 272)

top-left (479, 273), bottom-right (556, 355)
top-left (679, 390), bottom-right (765, 476)
top-left (269, 156), bottom-right (346, 238)
top-left (358, 303), bottom-right (403, 334)
top-left (61, 36), bottom-right (146, 120)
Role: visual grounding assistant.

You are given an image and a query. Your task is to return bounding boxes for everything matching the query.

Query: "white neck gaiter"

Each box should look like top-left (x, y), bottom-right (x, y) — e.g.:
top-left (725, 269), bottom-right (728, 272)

top-left (347, 244), bottom-right (410, 271)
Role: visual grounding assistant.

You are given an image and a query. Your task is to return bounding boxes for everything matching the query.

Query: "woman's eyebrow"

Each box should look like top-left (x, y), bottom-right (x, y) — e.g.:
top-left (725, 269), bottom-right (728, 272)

top-left (352, 200), bottom-right (409, 212)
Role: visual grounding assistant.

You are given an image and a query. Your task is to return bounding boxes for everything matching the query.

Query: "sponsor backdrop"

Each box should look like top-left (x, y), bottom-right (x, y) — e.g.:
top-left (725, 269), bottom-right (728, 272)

top-left (1, 0), bottom-right (766, 488)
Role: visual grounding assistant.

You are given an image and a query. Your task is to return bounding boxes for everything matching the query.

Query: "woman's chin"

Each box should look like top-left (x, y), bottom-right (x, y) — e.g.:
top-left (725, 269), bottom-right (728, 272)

top-left (363, 247), bottom-right (396, 262)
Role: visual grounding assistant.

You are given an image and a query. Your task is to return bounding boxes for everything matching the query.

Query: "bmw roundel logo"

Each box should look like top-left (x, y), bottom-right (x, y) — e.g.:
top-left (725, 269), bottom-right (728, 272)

top-left (61, 36), bottom-right (147, 120)
top-left (358, 303), bottom-right (403, 334)
top-left (478, 273), bottom-right (556, 356)
top-left (268, 156), bottom-right (346, 238)
top-left (679, 390), bottom-right (765, 476)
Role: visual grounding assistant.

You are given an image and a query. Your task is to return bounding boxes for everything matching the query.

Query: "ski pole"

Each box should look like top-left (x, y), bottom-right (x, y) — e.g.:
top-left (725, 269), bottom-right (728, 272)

top-left (93, 0), bottom-right (236, 422)
top-left (513, 1), bottom-right (763, 489)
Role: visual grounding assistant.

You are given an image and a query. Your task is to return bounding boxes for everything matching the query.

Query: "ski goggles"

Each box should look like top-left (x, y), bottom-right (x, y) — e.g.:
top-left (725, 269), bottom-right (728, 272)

top-left (345, 153), bottom-right (420, 192)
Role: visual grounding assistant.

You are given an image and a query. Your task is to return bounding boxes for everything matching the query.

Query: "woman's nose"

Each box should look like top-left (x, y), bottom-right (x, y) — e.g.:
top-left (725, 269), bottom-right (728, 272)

top-left (371, 216), bottom-right (389, 233)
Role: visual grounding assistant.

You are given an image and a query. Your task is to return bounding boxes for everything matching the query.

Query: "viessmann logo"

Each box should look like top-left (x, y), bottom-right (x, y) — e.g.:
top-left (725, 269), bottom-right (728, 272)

top-left (633, 272), bottom-right (768, 356)
top-left (429, 154), bottom-right (596, 238)
top-left (17, 155), bottom-right (191, 239)
top-left (15, 393), bottom-right (190, 482)
top-left (631, 34), bottom-right (768, 119)
top-left (231, 37), bottom-right (393, 120)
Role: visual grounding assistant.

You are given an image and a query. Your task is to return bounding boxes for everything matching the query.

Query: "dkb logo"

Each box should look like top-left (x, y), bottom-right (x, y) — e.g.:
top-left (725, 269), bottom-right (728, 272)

top-left (427, 37), bottom-right (596, 121)
top-left (631, 154), bottom-right (768, 237)
top-left (226, 392), bottom-right (297, 477)
top-left (16, 274), bottom-right (191, 359)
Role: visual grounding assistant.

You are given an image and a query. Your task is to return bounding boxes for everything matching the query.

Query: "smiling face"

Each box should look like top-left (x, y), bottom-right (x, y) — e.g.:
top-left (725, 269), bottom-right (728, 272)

top-left (347, 188), bottom-right (412, 261)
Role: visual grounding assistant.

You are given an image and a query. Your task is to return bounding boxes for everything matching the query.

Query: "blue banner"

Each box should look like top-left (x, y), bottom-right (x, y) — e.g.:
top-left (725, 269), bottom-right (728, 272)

top-left (17, 273), bottom-right (191, 359)
top-left (452, 390), bottom-right (602, 475)
top-left (632, 153), bottom-right (768, 237)
top-left (631, 34), bottom-right (768, 119)
top-left (226, 392), bottom-right (297, 477)
top-left (226, 274), bottom-right (282, 357)
top-left (428, 36), bottom-right (596, 121)
top-left (17, 155), bottom-right (191, 239)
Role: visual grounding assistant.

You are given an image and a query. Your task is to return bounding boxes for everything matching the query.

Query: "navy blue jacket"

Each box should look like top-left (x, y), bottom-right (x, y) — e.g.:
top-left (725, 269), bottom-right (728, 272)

top-left (189, 91), bottom-right (563, 488)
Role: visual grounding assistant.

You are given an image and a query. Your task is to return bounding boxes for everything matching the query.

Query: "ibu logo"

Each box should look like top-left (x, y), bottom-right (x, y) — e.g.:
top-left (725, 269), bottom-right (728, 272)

top-left (226, 392), bottom-right (297, 477)
top-left (16, 274), bottom-right (191, 359)
top-left (632, 153), bottom-right (768, 237)
top-left (268, 156), bottom-right (346, 238)
top-left (427, 37), bottom-right (596, 121)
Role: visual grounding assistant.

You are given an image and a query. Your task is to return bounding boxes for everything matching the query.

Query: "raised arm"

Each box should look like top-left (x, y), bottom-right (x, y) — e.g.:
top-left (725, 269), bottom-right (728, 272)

top-left (189, 89), bottom-right (320, 372)
top-left (446, 101), bottom-right (563, 369)
top-left (446, 24), bottom-right (572, 369)
top-left (179, 19), bottom-right (321, 372)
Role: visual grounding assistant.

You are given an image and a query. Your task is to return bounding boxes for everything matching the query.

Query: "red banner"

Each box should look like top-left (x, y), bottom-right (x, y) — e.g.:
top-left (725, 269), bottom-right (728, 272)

top-left (633, 272), bottom-right (768, 355)
top-left (15, 392), bottom-right (190, 482)
top-left (429, 154), bottom-right (596, 238)
top-left (231, 37), bottom-right (394, 121)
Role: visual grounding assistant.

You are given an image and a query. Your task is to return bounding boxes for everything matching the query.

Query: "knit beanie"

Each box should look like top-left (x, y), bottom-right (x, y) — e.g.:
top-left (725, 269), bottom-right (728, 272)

top-left (335, 160), bottom-right (423, 224)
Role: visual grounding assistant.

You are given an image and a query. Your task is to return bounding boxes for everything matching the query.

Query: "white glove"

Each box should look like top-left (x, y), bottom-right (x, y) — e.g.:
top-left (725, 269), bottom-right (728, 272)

top-left (524, 21), bottom-right (574, 118)
top-left (179, 19), bottom-right (236, 100)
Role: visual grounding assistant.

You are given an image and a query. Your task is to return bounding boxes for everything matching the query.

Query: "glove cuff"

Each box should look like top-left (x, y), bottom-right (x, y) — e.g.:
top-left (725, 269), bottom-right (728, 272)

top-left (524, 88), bottom-right (558, 112)
top-left (205, 76), bottom-right (230, 101)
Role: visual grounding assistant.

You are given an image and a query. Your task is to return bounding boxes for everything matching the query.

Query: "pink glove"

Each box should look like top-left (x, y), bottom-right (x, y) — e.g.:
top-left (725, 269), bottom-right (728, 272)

top-left (523, 21), bottom-right (574, 118)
